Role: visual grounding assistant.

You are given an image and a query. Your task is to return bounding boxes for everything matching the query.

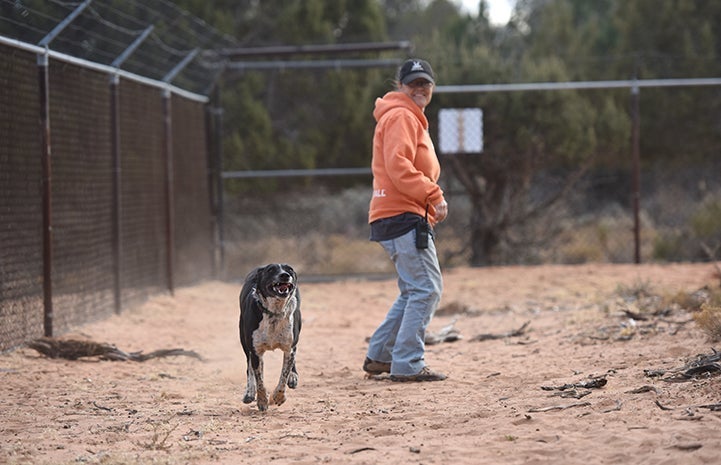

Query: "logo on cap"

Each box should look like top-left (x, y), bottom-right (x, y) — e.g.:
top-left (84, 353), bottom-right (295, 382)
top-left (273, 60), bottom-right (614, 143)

top-left (411, 61), bottom-right (424, 71)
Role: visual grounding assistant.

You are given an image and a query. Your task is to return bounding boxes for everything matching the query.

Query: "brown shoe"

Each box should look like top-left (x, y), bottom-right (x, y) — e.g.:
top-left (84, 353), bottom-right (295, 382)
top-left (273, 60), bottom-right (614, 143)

top-left (363, 357), bottom-right (391, 375)
top-left (390, 366), bottom-right (447, 382)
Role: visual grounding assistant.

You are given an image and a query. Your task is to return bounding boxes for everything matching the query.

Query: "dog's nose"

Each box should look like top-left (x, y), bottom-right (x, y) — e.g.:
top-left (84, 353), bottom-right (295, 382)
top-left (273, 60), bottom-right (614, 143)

top-left (279, 272), bottom-right (291, 280)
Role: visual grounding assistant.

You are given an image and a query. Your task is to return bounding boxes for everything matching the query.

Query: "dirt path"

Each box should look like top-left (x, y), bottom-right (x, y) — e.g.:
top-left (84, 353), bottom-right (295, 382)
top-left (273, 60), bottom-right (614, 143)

top-left (2, 263), bottom-right (720, 464)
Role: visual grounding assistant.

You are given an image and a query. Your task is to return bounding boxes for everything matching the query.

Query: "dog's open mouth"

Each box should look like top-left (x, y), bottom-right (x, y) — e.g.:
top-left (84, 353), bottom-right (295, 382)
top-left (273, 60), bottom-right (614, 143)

top-left (272, 282), bottom-right (294, 296)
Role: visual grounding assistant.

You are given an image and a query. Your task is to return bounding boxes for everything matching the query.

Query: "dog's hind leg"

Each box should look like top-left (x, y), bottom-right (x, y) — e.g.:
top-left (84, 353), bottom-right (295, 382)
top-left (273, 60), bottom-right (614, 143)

top-left (271, 349), bottom-right (296, 406)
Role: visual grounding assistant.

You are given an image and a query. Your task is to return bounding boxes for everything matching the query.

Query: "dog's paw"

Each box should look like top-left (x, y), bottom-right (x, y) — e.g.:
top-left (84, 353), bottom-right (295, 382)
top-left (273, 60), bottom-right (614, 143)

top-left (271, 389), bottom-right (286, 406)
top-left (287, 372), bottom-right (298, 389)
top-left (242, 393), bottom-right (255, 404)
top-left (256, 390), bottom-right (269, 411)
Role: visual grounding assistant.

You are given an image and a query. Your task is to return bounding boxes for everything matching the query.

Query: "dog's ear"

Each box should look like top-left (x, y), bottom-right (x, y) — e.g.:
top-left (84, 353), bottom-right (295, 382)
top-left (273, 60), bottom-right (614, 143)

top-left (249, 266), bottom-right (266, 289)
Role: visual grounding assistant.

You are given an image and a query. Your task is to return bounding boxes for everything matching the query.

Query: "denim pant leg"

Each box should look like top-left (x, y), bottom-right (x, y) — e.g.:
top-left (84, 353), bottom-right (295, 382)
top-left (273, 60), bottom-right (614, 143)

top-left (366, 228), bottom-right (443, 376)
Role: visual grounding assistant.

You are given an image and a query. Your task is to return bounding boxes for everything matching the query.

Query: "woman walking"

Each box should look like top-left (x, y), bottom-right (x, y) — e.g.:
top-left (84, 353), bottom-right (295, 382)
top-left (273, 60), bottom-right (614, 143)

top-left (363, 58), bottom-right (448, 382)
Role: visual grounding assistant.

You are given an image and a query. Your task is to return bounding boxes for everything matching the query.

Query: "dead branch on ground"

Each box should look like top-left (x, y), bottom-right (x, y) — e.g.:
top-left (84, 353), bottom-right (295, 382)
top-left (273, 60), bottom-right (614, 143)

top-left (527, 401), bottom-right (591, 413)
top-left (541, 376), bottom-right (607, 391)
top-left (645, 348), bottom-right (720, 382)
top-left (471, 321), bottom-right (530, 342)
top-left (425, 319), bottom-right (462, 345)
top-left (28, 337), bottom-right (204, 362)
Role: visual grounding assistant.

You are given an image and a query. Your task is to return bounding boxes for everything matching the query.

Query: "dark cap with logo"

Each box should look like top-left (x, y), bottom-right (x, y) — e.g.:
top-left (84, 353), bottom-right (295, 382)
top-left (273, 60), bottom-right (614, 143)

top-left (398, 58), bottom-right (435, 85)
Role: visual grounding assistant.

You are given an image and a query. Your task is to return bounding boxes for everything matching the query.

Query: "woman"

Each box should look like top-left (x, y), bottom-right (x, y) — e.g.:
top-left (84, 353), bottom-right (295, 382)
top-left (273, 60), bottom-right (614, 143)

top-left (363, 58), bottom-right (448, 382)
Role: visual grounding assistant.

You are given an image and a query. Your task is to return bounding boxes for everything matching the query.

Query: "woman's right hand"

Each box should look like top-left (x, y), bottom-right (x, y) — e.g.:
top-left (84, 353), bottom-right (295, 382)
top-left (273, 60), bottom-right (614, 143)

top-left (433, 200), bottom-right (448, 223)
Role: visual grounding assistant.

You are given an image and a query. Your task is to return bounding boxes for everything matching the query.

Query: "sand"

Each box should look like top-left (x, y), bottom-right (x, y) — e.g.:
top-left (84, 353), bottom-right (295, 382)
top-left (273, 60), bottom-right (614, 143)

top-left (1, 263), bottom-right (720, 465)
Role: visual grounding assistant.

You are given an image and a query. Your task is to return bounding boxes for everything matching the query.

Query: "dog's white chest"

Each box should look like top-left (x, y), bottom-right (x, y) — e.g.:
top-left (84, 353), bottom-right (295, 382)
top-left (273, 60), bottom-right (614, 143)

top-left (253, 312), bottom-right (295, 353)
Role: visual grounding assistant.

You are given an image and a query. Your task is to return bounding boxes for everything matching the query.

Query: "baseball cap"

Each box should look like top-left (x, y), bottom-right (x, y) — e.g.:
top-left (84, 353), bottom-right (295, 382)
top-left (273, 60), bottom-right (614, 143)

top-left (398, 58), bottom-right (435, 85)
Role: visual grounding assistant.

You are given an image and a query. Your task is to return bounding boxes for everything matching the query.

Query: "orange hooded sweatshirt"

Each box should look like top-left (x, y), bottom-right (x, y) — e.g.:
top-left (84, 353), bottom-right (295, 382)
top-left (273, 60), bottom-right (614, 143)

top-left (368, 91), bottom-right (445, 226)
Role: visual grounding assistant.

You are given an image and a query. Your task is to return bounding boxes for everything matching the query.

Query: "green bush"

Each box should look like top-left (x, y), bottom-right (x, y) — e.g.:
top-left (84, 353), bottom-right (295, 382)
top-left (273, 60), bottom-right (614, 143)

top-left (690, 196), bottom-right (721, 239)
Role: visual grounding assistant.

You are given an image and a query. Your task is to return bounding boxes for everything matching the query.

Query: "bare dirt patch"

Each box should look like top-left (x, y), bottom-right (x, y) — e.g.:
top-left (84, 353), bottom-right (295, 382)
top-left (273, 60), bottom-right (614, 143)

top-left (2, 263), bottom-right (720, 464)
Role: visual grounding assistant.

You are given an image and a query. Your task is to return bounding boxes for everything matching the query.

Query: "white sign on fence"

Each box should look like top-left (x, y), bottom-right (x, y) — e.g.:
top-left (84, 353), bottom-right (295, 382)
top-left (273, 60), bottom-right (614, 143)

top-left (438, 108), bottom-right (483, 154)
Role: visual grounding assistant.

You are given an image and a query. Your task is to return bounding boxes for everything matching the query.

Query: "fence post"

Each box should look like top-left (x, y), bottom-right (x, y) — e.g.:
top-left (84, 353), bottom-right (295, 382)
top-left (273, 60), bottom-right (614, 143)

top-left (212, 87), bottom-right (225, 276)
top-left (162, 87), bottom-right (175, 295)
top-left (631, 81), bottom-right (641, 264)
top-left (205, 87), bottom-right (224, 278)
top-left (38, 50), bottom-right (54, 337)
top-left (215, 105), bottom-right (225, 276)
top-left (110, 73), bottom-right (122, 313)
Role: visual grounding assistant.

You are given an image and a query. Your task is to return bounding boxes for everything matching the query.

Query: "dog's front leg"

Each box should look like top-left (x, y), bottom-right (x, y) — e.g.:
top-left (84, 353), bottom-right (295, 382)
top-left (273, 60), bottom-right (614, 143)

top-left (253, 357), bottom-right (269, 411)
top-left (242, 358), bottom-right (257, 404)
top-left (271, 350), bottom-right (296, 406)
top-left (287, 346), bottom-right (299, 389)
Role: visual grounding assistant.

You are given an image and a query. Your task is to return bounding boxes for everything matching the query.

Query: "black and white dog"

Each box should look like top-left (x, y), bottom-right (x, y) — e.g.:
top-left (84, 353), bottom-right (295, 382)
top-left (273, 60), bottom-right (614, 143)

top-left (239, 263), bottom-right (301, 411)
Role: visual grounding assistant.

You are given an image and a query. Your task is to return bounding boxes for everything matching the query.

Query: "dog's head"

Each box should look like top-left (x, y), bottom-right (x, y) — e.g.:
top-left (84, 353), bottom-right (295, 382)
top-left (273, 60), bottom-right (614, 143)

top-left (254, 263), bottom-right (297, 299)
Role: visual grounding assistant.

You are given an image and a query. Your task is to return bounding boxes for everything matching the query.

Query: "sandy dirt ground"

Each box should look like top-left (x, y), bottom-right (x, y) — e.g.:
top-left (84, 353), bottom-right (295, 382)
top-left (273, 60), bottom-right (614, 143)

top-left (2, 263), bottom-right (720, 465)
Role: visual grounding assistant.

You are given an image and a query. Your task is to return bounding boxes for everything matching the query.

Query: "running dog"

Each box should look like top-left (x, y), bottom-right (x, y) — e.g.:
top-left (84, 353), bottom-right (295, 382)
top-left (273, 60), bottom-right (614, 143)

top-left (239, 263), bottom-right (301, 411)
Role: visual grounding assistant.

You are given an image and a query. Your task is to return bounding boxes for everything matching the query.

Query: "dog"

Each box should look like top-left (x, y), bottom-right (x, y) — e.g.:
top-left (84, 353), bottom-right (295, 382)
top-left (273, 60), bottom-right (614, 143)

top-left (239, 263), bottom-right (301, 411)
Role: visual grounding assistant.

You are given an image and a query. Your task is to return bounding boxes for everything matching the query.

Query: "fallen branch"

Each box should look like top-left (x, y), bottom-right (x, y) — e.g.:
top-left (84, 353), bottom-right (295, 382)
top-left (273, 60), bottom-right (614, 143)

top-left (528, 402), bottom-right (591, 413)
top-left (471, 321), bottom-right (530, 342)
top-left (669, 443), bottom-right (703, 451)
top-left (541, 376), bottom-right (607, 391)
top-left (348, 447), bottom-right (376, 455)
top-left (654, 400), bottom-right (674, 411)
top-left (647, 348), bottom-right (721, 382)
top-left (425, 319), bottom-right (462, 345)
top-left (28, 338), bottom-right (204, 362)
top-left (695, 403), bottom-right (721, 411)
top-left (626, 385), bottom-right (660, 394)
top-left (550, 389), bottom-right (592, 399)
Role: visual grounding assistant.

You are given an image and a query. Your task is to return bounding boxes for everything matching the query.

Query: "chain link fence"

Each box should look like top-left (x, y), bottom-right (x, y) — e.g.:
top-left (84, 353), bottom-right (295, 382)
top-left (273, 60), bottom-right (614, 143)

top-left (0, 0), bottom-right (234, 351)
top-left (0, 44), bottom-right (45, 350)
top-left (218, 120), bottom-right (721, 280)
top-left (219, 160), bottom-right (721, 280)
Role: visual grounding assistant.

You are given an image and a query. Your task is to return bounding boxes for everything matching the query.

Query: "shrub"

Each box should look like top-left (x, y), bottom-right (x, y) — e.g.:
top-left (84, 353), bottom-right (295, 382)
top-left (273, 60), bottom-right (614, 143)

top-left (693, 303), bottom-right (721, 342)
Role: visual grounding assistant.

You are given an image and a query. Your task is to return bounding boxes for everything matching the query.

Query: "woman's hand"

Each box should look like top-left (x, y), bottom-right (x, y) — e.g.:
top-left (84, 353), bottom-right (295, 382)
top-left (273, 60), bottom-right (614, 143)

top-left (433, 200), bottom-right (448, 223)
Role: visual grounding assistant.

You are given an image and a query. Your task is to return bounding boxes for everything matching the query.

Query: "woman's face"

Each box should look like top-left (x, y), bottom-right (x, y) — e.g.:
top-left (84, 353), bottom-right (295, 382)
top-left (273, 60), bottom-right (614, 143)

top-left (400, 78), bottom-right (434, 110)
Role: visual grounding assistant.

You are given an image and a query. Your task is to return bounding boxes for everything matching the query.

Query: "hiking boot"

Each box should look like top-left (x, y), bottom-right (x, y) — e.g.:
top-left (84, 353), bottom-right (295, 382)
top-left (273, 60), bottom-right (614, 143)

top-left (363, 357), bottom-right (391, 375)
top-left (390, 366), bottom-right (447, 382)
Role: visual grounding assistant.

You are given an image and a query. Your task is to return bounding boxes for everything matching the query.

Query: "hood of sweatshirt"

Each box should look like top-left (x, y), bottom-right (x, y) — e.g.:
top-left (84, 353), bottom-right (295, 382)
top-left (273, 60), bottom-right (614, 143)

top-left (373, 91), bottom-right (429, 130)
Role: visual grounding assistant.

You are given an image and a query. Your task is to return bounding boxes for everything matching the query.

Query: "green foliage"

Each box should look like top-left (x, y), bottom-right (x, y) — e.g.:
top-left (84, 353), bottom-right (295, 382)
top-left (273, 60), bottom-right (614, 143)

top-left (174, 0), bottom-right (721, 263)
top-left (652, 232), bottom-right (684, 262)
top-left (652, 193), bottom-right (721, 261)
top-left (690, 196), bottom-right (721, 239)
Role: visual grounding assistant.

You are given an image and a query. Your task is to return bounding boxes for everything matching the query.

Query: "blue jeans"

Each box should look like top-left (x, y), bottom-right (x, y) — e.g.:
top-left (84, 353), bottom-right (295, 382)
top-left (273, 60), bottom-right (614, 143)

top-left (366, 228), bottom-right (443, 376)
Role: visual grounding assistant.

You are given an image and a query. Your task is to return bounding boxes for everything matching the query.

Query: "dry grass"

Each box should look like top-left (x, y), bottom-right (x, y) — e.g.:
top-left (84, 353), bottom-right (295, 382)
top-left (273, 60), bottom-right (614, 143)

top-left (694, 303), bottom-right (721, 341)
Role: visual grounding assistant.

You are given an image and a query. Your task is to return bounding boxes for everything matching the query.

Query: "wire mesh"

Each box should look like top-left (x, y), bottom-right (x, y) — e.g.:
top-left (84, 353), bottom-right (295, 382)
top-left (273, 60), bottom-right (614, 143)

top-left (117, 78), bottom-right (168, 309)
top-left (47, 59), bottom-right (116, 334)
top-left (171, 95), bottom-right (214, 286)
top-left (0, 43), bottom-right (45, 351)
